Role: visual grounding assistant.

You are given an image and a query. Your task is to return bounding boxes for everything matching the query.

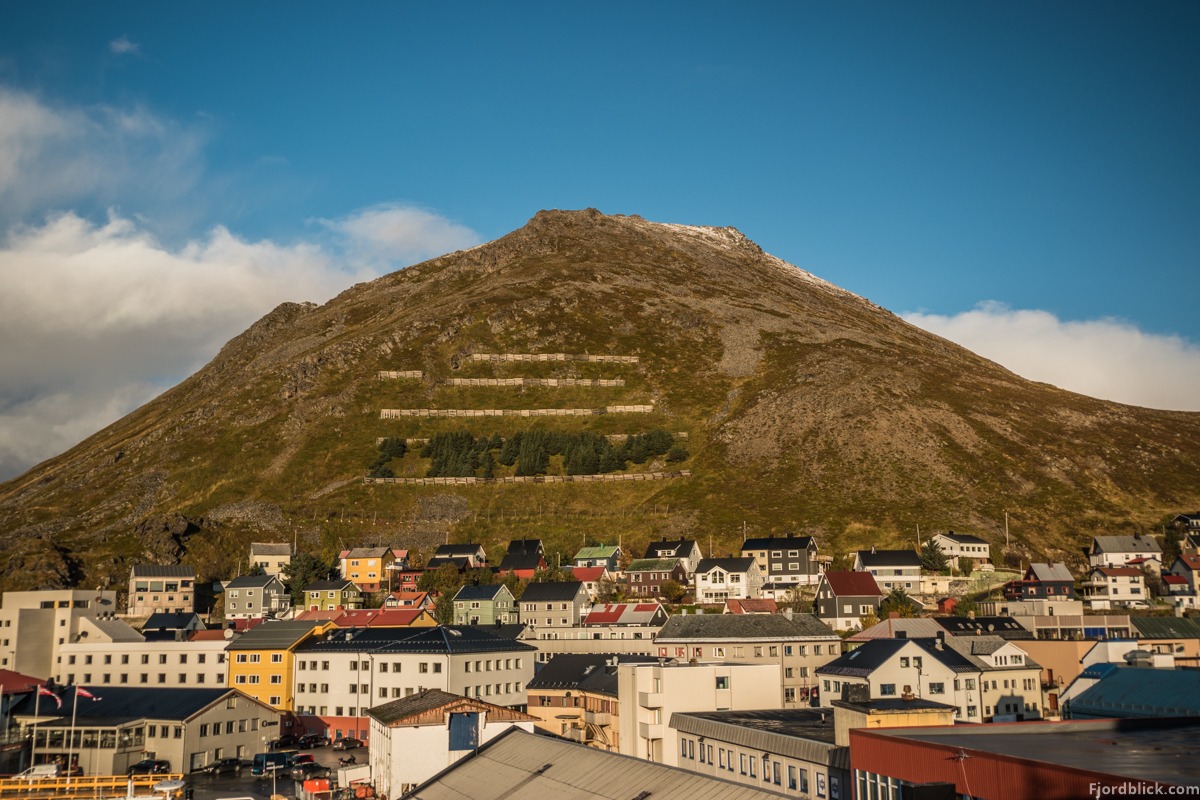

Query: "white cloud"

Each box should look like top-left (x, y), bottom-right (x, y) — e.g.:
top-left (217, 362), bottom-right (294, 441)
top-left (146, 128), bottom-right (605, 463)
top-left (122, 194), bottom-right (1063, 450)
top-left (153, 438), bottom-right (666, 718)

top-left (903, 302), bottom-right (1200, 411)
top-left (318, 204), bottom-right (480, 266)
top-left (108, 35), bottom-right (141, 56)
top-left (0, 87), bottom-right (482, 481)
top-left (0, 86), bottom-right (205, 224)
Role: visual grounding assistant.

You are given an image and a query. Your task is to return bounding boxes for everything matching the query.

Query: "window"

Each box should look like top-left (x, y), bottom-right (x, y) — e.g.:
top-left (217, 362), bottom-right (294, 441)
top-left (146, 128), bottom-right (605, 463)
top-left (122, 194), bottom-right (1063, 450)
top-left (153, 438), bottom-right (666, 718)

top-left (880, 684), bottom-right (896, 696)
top-left (929, 682), bottom-right (945, 694)
top-left (715, 676), bottom-right (729, 690)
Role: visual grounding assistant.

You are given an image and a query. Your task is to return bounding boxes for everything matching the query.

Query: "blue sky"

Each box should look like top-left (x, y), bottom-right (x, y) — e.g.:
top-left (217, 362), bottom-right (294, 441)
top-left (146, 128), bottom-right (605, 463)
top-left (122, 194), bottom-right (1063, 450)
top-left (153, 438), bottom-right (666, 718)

top-left (1, 2), bottom-right (1198, 479)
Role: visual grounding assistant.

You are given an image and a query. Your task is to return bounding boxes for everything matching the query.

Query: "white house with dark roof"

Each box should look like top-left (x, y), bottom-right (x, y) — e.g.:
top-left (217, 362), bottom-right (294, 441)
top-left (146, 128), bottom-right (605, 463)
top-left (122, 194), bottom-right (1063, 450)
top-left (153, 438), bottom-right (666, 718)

top-left (517, 581), bottom-right (590, 632)
top-left (1082, 566), bottom-right (1149, 611)
top-left (367, 688), bottom-right (537, 798)
top-left (432, 543), bottom-right (488, 569)
top-left (642, 538), bottom-right (703, 575)
top-left (694, 558), bottom-right (764, 602)
top-left (930, 531), bottom-right (992, 570)
top-left (740, 535), bottom-right (821, 585)
top-left (128, 565), bottom-right (196, 616)
top-left (853, 549), bottom-right (922, 593)
top-left (1088, 534), bottom-right (1162, 573)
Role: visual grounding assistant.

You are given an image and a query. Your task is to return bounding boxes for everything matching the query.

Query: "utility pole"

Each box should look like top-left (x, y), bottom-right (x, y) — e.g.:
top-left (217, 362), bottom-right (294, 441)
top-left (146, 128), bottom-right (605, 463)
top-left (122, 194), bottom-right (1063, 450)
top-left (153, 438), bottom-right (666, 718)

top-left (1005, 511), bottom-right (1010, 549)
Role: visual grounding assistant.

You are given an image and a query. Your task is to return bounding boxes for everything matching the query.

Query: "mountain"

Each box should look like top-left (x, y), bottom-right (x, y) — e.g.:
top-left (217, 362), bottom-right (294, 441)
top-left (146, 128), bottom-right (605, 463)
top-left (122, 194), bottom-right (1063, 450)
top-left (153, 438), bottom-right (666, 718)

top-left (1, 208), bottom-right (1198, 591)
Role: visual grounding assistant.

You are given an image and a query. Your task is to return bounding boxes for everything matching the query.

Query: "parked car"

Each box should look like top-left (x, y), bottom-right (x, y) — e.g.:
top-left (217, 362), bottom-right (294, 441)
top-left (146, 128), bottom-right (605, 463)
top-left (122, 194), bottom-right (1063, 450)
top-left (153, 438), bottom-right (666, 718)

top-left (288, 754), bottom-right (314, 767)
top-left (298, 733), bottom-right (331, 748)
top-left (199, 757), bottom-right (242, 775)
top-left (290, 762), bottom-right (332, 781)
top-left (267, 733), bottom-right (300, 750)
top-left (127, 759), bottom-right (172, 776)
top-left (332, 737), bottom-right (363, 751)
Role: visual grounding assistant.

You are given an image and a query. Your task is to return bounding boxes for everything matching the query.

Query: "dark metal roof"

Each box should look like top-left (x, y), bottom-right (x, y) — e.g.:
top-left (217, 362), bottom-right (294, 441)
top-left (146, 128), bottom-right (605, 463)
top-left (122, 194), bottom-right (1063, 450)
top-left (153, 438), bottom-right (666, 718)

top-left (519, 581), bottom-right (584, 603)
top-left (506, 539), bottom-right (543, 556)
top-left (435, 543), bottom-right (486, 557)
top-left (656, 613), bottom-right (837, 642)
top-left (741, 536), bottom-right (815, 551)
top-left (304, 579), bottom-right (357, 592)
top-left (526, 654), bottom-right (657, 695)
top-left (142, 612), bottom-right (202, 631)
top-left (934, 531), bottom-right (989, 546)
top-left (933, 616), bottom-right (1034, 639)
top-left (856, 550), bottom-right (922, 568)
top-left (695, 557), bottom-right (756, 573)
top-left (643, 539), bottom-right (699, 559)
top-left (406, 727), bottom-right (788, 800)
top-left (1131, 616), bottom-right (1200, 640)
top-left (453, 584), bottom-right (509, 601)
top-left (129, 565), bottom-right (195, 578)
top-left (223, 575), bottom-right (281, 590)
top-left (817, 638), bottom-right (910, 678)
top-left (499, 553), bottom-right (543, 571)
top-left (225, 620), bottom-right (327, 651)
top-left (11, 686), bottom-right (240, 725)
top-left (296, 625), bottom-right (536, 655)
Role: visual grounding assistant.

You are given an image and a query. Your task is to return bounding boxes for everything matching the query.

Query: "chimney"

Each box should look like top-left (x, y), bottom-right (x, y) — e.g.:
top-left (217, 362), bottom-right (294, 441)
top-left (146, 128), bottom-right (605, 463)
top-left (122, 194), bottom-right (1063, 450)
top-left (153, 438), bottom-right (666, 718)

top-left (888, 612), bottom-right (900, 619)
top-left (896, 630), bottom-right (907, 639)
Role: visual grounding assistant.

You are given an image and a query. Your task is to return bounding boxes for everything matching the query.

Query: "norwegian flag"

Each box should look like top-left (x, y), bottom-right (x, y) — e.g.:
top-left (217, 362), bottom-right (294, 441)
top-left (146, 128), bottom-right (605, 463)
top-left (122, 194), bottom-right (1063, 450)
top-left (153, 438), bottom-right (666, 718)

top-left (75, 686), bottom-right (101, 702)
top-left (37, 685), bottom-right (62, 709)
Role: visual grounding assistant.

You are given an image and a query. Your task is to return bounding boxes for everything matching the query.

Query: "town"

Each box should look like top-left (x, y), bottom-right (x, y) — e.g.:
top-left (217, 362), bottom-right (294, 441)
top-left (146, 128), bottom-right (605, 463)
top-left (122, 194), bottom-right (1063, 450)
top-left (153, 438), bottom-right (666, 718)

top-left (1, 516), bottom-right (1199, 799)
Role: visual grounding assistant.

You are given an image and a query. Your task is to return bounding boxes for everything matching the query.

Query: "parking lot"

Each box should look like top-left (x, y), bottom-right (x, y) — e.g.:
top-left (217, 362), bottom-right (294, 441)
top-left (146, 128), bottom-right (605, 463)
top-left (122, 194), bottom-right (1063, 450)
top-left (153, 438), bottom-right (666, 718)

top-left (185, 744), bottom-right (354, 800)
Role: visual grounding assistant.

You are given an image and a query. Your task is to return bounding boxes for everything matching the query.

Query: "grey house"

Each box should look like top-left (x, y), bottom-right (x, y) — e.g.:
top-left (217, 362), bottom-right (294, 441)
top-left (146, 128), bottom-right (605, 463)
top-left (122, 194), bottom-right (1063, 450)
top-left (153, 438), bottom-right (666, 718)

top-left (222, 575), bottom-right (291, 620)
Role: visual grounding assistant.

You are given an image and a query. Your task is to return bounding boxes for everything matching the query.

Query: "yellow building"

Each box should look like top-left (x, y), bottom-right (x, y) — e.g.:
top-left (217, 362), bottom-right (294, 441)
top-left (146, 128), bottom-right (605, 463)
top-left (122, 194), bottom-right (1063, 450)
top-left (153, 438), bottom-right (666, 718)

top-left (226, 620), bottom-right (334, 714)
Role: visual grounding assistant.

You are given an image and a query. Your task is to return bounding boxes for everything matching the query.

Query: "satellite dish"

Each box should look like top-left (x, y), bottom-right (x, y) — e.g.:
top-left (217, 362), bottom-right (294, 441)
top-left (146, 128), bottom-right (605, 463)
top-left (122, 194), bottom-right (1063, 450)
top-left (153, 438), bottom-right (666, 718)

top-left (224, 628), bottom-right (235, 639)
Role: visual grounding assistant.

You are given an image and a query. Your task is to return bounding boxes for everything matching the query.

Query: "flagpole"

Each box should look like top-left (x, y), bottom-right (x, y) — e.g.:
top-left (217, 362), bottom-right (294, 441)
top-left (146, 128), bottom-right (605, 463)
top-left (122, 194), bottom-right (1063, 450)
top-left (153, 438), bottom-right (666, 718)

top-left (68, 687), bottom-right (78, 785)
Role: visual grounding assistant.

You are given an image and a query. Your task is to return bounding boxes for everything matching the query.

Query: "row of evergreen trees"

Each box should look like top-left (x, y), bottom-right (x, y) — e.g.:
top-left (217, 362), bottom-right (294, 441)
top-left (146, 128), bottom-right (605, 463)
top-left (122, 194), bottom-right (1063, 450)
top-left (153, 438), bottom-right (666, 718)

top-left (369, 429), bottom-right (689, 478)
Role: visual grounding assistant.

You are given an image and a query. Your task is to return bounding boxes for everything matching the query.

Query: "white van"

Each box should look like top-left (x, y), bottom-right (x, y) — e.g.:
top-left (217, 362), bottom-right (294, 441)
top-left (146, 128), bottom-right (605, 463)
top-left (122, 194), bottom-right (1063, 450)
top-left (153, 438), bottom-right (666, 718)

top-left (14, 764), bottom-right (59, 779)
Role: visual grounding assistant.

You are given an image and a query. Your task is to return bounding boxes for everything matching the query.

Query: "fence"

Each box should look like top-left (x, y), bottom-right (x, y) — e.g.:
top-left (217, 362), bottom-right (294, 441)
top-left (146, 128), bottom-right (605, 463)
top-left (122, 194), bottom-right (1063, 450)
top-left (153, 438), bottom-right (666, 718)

top-left (374, 431), bottom-right (687, 446)
top-left (377, 370), bottom-right (423, 379)
top-left (380, 406), bottom-right (653, 419)
top-left (365, 470), bottom-right (691, 486)
top-left (445, 377), bottom-right (625, 387)
top-left (467, 353), bottom-right (639, 363)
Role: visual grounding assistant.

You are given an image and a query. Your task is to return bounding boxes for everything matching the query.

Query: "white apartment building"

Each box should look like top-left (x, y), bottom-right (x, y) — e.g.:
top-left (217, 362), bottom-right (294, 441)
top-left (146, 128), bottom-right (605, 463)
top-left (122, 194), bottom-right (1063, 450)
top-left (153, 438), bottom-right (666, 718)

top-left (617, 660), bottom-right (780, 766)
top-left (291, 626), bottom-right (536, 742)
top-left (0, 590), bottom-right (120, 678)
top-left (55, 631), bottom-right (231, 689)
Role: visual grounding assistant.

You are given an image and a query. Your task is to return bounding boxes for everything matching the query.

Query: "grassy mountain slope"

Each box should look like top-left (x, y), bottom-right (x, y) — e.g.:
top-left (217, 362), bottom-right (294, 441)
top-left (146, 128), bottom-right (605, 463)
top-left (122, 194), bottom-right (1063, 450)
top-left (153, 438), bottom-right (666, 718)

top-left (1, 208), bottom-right (1197, 591)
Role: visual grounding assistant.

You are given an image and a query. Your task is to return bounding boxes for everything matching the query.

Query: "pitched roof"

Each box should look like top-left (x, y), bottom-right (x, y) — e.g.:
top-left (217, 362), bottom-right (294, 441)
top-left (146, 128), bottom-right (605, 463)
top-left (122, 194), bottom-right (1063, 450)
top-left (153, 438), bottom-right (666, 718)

top-left (406, 727), bottom-right (787, 800)
top-left (695, 557), bottom-right (756, 573)
top-left (725, 598), bottom-right (778, 614)
top-left (129, 564), bottom-right (195, 578)
top-left (188, 629), bottom-right (232, 642)
top-left (435, 543), bottom-right (486, 557)
top-left (643, 539), bottom-right (699, 559)
top-left (1029, 562), bottom-right (1074, 582)
top-left (1068, 667), bottom-right (1200, 717)
top-left (341, 546), bottom-right (392, 559)
top-left (822, 571), bottom-right (883, 597)
top-left (366, 688), bottom-right (538, 726)
top-left (223, 575), bottom-right (281, 589)
top-left (250, 542), bottom-right (292, 556)
top-left (1130, 616), bottom-right (1200, 640)
top-left (0, 669), bottom-right (45, 694)
top-left (656, 613), bottom-right (837, 642)
top-left (453, 584), bottom-right (509, 601)
top-left (82, 616), bottom-right (144, 643)
top-left (939, 636), bottom-right (1040, 670)
top-left (506, 539), bottom-right (543, 556)
top-left (1093, 567), bottom-right (1143, 578)
top-left (740, 536), bottom-right (815, 551)
top-left (570, 566), bottom-right (607, 582)
top-left (574, 545), bottom-right (621, 560)
top-left (11, 686), bottom-right (244, 725)
top-left (818, 638), bottom-right (911, 678)
top-left (934, 531), bottom-right (989, 545)
top-left (1162, 575), bottom-right (1189, 586)
top-left (226, 620), bottom-right (328, 651)
top-left (856, 550), bottom-right (922, 569)
top-left (626, 558), bottom-right (681, 572)
top-left (499, 552), bottom-right (543, 571)
top-left (526, 653), bottom-right (658, 694)
top-left (142, 612), bottom-right (202, 631)
top-left (847, 617), bottom-right (943, 642)
top-left (332, 608), bottom-right (431, 627)
top-left (1092, 535), bottom-right (1161, 555)
top-left (519, 581), bottom-right (584, 603)
top-left (295, 625), bottom-right (536, 655)
top-left (583, 602), bottom-right (665, 626)
top-left (425, 556), bottom-right (472, 570)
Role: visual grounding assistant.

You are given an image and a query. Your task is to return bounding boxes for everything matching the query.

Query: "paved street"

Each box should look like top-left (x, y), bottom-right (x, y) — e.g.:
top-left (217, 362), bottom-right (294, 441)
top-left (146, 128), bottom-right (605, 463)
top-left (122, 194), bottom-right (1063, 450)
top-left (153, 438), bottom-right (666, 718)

top-left (186, 745), bottom-right (350, 800)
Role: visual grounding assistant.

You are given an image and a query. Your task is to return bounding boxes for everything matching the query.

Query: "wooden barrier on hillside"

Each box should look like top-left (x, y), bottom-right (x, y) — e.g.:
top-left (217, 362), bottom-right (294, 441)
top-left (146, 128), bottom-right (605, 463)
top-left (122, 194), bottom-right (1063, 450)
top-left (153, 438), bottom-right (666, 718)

top-left (445, 377), bottom-right (625, 387)
top-left (377, 370), bottom-right (423, 379)
top-left (468, 353), bottom-right (639, 363)
top-left (380, 405), bottom-right (653, 419)
top-left (365, 470), bottom-right (691, 486)
top-left (374, 431), bottom-right (687, 446)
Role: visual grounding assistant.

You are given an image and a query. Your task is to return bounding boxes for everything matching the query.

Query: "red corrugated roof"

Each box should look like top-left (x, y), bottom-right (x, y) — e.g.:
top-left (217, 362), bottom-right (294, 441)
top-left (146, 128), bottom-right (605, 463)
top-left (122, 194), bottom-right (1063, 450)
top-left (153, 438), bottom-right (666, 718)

top-left (1163, 575), bottom-right (1188, 585)
top-left (572, 566), bottom-right (607, 581)
top-left (584, 605), bottom-right (624, 625)
top-left (634, 603), bottom-right (659, 613)
top-left (1179, 554), bottom-right (1200, 570)
top-left (0, 669), bottom-right (45, 694)
top-left (1095, 566), bottom-right (1142, 577)
top-left (188, 630), bottom-right (231, 641)
top-left (824, 571), bottom-right (883, 596)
